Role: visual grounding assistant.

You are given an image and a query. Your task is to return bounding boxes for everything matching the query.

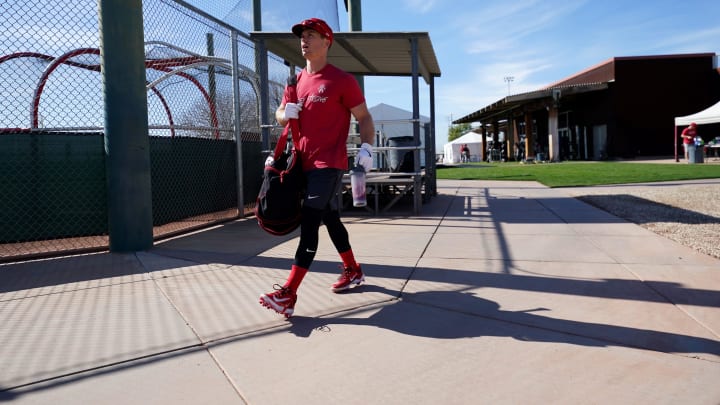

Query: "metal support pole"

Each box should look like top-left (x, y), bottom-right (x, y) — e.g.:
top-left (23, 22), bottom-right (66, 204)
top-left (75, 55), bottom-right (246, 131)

top-left (347, 0), bottom-right (364, 91)
top-left (98, 0), bottom-right (153, 251)
top-left (257, 45), bottom-right (270, 152)
top-left (428, 75), bottom-right (437, 196)
top-left (206, 33), bottom-right (217, 119)
top-left (253, 0), bottom-right (262, 31)
top-left (252, 0), bottom-right (270, 152)
top-left (410, 37), bottom-right (421, 215)
top-left (674, 125), bottom-right (679, 162)
top-left (231, 31), bottom-right (245, 215)
top-left (348, 0), bottom-right (363, 29)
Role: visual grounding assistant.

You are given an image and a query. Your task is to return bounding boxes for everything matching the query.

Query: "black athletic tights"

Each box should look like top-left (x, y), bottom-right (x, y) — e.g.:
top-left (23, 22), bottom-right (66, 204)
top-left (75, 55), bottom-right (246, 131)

top-left (294, 206), bottom-right (351, 269)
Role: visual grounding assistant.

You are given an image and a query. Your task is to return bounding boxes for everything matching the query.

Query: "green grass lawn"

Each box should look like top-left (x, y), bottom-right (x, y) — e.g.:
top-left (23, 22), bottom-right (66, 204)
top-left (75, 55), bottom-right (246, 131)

top-left (435, 161), bottom-right (720, 187)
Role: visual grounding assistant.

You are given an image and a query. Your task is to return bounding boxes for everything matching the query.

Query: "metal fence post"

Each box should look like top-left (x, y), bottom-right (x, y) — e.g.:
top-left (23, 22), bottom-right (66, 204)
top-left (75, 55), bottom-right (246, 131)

top-left (231, 30), bottom-right (245, 214)
top-left (98, 0), bottom-right (153, 251)
top-left (252, 0), bottom-right (270, 152)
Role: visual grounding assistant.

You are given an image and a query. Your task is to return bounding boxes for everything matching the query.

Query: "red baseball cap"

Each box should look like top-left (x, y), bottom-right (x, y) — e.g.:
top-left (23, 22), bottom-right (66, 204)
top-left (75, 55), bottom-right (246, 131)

top-left (292, 18), bottom-right (333, 47)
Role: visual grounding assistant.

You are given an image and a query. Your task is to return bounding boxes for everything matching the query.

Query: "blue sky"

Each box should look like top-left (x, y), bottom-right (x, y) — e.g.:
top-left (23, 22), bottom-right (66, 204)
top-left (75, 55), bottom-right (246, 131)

top-left (166, 1), bottom-right (718, 147)
top-left (348, 0), bottom-right (720, 147)
top-left (2, 0), bottom-right (717, 146)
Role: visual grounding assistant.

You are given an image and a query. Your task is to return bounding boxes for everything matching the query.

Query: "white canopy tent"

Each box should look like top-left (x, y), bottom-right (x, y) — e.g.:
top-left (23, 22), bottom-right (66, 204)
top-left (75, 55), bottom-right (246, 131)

top-left (674, 100), bottom-right (720, 161)
top-left (443, 131), bottom-right (483, 163)
top-left (675, 100), bottom-right (720, 126)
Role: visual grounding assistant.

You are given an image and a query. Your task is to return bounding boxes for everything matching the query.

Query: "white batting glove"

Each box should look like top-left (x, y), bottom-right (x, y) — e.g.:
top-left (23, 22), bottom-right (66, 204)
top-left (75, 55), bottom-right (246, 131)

top-left (265, 156), bottom-right (274, 167)
top-left (357, 142), bottom-right (373, 172)
top-left (283, 103), bottom-right (302, 120)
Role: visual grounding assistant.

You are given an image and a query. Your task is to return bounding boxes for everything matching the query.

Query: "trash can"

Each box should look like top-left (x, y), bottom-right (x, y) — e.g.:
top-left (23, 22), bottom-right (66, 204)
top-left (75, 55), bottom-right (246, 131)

top-left (688, 145), bottom-right (704, 164)
top-left (387, 136), bottom-right (416, 172)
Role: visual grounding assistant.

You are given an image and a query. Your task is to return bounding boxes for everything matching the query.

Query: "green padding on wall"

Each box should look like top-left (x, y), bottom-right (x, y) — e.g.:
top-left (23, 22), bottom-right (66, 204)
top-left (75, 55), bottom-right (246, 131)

top-left (0, 133), bottom-right (107, 242)
top-left (0, 133), bottom-right (266, 243)
top-left (149, 136), bottom-right (238, 225)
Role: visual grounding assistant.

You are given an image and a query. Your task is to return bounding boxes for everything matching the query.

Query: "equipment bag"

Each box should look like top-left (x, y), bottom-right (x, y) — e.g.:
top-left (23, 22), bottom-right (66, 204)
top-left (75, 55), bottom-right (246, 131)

top-left (255, 77), bottom-right (304, 235)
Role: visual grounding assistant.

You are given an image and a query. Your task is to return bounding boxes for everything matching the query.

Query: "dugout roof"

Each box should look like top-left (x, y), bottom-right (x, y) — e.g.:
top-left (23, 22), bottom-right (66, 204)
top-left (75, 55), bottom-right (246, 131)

top-left (250, 31), bottom-right (441, 84)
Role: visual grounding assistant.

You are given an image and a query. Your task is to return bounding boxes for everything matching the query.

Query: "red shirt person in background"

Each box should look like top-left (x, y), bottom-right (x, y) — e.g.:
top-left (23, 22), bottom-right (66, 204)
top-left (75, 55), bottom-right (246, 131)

top-left (681, 122), bottom-right (697, 160)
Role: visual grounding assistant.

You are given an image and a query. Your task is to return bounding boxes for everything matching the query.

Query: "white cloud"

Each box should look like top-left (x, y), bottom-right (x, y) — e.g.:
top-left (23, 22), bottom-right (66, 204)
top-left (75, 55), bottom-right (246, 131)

top-left (648, 26), bottom-right (720, 54)
top-left (459, 0), bottom-right (589, 57)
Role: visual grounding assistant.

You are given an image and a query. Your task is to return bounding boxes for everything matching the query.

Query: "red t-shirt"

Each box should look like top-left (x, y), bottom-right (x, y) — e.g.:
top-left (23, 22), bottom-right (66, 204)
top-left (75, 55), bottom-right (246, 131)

top-left (681, 126), bottom-right (696, 144)
top-left (284, 64), bottom-right (365, 171)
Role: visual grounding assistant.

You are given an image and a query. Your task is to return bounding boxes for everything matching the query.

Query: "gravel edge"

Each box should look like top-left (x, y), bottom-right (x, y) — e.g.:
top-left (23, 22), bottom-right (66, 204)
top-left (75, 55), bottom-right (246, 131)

top-left (567, 184), bottom-right (720, 260)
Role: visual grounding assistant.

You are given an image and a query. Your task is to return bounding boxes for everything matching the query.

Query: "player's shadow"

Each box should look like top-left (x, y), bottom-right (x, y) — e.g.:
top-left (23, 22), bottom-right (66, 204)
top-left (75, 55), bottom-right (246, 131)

top-left (288, 288), bottom-right (720, 357)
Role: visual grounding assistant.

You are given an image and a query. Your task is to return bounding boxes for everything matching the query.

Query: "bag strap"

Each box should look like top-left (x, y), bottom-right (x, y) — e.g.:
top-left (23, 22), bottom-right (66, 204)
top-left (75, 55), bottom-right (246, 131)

top-left (273, 75), bottom-right (301, 161)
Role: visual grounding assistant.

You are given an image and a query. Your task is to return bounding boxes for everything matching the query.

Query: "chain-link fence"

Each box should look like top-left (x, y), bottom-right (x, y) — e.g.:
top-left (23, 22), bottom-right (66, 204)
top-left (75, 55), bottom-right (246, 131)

top-left (0, 0), bottom-right (291, 262)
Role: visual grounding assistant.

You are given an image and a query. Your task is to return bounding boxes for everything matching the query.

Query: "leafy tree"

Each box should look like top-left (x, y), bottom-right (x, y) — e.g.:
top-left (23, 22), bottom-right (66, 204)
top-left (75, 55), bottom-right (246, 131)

top-left (447, 123), bottom-right (471, 142)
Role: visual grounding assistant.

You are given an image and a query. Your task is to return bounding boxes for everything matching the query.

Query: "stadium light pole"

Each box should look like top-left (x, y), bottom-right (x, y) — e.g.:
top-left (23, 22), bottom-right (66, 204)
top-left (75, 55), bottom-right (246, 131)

top-left (504, 76), bottom-right (514, 96)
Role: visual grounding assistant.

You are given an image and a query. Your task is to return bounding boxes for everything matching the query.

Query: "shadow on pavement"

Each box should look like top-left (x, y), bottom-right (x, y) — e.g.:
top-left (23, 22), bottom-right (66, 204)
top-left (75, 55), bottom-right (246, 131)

top-left (287, 288), bottom-right (720, 356)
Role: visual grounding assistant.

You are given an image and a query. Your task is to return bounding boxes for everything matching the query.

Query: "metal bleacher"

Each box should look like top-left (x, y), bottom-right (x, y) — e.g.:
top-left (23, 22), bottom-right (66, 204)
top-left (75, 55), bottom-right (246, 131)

top-left (340, 133), bottom-right (425, 215)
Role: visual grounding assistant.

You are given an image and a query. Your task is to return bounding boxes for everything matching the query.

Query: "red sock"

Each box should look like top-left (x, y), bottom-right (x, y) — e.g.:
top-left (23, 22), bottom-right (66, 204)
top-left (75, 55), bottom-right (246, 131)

top-left (339, 249), bottom-right (359, 270)
top-left (284, 265), bottom-right (308, 291)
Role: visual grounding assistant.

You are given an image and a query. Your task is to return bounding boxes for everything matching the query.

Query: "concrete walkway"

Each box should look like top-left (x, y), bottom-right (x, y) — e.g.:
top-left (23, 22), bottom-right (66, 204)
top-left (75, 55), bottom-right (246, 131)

top-left (1, 180), bottom-right (719, 404)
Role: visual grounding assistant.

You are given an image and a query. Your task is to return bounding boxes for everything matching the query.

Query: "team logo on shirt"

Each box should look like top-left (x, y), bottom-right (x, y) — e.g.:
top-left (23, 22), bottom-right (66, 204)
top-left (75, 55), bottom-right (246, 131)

top-left (308, 86), bottom-right (328, 104)
top-left (299, 85), bottom-right (329, 104)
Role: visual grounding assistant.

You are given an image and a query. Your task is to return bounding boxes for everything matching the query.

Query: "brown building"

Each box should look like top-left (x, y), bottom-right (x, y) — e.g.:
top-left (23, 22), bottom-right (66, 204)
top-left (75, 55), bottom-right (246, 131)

top-left (454, 53), bottom-right (720, 161)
